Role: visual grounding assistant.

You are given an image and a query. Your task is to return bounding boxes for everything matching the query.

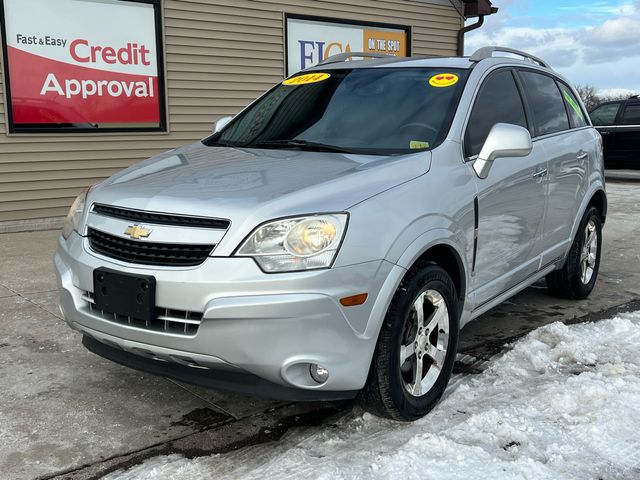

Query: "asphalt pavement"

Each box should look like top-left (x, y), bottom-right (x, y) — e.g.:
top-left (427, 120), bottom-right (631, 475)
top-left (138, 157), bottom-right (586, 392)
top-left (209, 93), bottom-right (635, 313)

top-left (605, 168), bottom-right (640, 182)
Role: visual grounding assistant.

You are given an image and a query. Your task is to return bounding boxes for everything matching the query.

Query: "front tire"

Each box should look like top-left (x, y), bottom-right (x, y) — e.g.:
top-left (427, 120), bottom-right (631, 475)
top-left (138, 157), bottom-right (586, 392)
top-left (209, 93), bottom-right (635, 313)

top-left (360, 263), bottom-right (459, 421)
top-left (546, 206), bottom-right (602, 299)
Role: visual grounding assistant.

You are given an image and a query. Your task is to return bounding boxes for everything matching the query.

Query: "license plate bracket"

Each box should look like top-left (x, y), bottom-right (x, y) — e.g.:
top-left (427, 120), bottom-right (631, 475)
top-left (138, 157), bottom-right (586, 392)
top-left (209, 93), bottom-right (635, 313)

top-left (93, 268), bottom-right (156, 322)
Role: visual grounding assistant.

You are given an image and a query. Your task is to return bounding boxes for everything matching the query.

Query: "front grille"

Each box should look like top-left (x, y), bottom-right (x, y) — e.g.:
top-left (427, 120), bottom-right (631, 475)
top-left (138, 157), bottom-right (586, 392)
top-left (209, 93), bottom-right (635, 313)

top-left (92, 204), bottom-right (230, 230)
top-left (82, 291), bottom-right (202, 336)
top-left (88, 228), bottom-right (214, 267)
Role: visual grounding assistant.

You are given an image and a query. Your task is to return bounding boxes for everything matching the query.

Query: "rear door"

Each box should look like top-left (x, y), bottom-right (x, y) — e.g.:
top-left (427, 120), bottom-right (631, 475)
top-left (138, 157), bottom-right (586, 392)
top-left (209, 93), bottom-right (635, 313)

top-left (616, 102), bottom-right (640, 163)
top-left (465, 68), bottom-right (548, 307)
top-left (541, 79), bottom-right (598, 266)
top-left (590, 102), bottom-right (622, 162)
top-left (517, 70), bottom-right (587, 265)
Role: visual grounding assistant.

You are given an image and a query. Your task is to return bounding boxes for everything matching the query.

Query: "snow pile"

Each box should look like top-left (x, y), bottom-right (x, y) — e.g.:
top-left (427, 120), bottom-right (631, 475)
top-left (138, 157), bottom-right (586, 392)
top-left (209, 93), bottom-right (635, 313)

top-left (105, 313), bottom-right (640, 480)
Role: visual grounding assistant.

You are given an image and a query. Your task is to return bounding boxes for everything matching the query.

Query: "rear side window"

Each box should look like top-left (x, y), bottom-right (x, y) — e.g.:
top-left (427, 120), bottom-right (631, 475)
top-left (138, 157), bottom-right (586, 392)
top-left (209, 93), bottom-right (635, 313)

top-left (464, 70), bottom-right (528, 157)
top-left (590, 103), bottom-right (621, 126)
top-left (520, 71), bottom-right (570, 136)
top-left (558, 83), bottom-right (588, 128)
top-left (621, 104), bottom-right (640, 125)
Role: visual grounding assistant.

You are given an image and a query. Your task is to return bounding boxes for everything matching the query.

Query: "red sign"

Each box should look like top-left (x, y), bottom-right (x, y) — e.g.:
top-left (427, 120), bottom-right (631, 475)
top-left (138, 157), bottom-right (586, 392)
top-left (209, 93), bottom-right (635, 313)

top-left (2, 0), bottom-right (163, 130)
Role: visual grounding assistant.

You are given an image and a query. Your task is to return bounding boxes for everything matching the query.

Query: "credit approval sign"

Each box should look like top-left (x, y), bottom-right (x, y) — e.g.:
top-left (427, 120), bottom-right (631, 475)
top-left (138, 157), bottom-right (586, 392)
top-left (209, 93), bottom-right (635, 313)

top-left (286, 16), bottom-right (410, 76)
top-left (1, 0), bottom-right (164, 131)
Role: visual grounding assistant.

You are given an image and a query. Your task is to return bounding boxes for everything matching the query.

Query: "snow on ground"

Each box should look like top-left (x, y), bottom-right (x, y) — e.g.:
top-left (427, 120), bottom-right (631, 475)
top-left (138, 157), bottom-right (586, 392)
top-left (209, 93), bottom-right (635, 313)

top-left (105, 312), bottom-right (640, 480)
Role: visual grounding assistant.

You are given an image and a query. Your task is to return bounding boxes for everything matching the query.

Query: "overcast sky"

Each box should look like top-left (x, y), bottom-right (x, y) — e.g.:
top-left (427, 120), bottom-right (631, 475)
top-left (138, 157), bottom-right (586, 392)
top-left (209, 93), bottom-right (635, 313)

top-left (465, 0), bottom-right (640, 95)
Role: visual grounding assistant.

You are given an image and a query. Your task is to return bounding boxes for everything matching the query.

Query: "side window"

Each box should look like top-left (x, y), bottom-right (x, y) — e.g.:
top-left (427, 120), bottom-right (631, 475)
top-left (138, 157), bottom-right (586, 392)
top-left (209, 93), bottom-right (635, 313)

top-left (464, 70), bottom-right (528, 158)
top-left (519, 71), bottom-right (570, 136)
top-left (589, 103), bottom-right (621, 126)
top-left (621, 104), bottom-right (640, 125)
top-left (558, 83), bottom-right (588, 128)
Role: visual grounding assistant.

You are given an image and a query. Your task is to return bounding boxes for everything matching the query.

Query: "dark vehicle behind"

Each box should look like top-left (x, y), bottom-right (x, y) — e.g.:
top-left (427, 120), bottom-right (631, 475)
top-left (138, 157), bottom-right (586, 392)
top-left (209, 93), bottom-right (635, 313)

top-left (590, 95), bottom-right (640, 168)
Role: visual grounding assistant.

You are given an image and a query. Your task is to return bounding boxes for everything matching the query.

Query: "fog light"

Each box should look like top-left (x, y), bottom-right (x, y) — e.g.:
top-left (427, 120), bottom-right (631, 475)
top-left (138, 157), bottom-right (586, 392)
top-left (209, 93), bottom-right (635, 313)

top-left (310, 363), bottom-right (329, 384)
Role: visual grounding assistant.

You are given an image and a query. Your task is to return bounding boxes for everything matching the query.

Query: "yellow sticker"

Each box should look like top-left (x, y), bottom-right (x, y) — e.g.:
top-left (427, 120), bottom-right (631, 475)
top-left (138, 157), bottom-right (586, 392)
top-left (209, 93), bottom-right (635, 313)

top-left (429, 73), bottom-right (459, 88)
top-left (410, 141), bottom-right (430, 149)
top-left (283, 73), bottom-right (331, 86)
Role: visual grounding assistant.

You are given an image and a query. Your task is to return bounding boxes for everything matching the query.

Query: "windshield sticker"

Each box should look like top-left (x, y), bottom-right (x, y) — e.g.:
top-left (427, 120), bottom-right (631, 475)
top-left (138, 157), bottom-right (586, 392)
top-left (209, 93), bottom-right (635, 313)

top-left (283, 73), bottom-right (331, 86)
top-left (429, 73), bottom-right (459, 88)
top-left (410, 141), bottom-right (430, 149)
top-left (563, 90), bottom-right (586, 121)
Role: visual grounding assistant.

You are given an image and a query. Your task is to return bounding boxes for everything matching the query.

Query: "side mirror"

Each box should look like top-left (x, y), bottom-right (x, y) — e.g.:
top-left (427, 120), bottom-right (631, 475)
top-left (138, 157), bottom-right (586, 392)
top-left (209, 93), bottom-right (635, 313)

top-left (473, 123), bottom-right (533, 179)
top-left (213, 116), bottom-right (233, 133)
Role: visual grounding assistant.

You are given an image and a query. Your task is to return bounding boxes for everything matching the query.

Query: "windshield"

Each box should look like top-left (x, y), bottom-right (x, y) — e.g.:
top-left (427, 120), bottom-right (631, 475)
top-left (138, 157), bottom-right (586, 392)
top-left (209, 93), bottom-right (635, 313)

top-left (204, 68), bottom-right (468, 155)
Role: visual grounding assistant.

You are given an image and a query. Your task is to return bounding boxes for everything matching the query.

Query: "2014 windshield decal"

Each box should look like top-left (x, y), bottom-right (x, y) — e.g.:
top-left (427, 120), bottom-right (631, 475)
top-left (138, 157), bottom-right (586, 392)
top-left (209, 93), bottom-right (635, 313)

top-left (283, 73), bottom-right (331, 85)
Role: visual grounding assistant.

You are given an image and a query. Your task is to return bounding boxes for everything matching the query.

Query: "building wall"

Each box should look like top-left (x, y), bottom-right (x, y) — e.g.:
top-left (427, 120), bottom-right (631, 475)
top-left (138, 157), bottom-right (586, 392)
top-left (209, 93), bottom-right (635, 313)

top-left (0, 0), bottom-right (463, 229)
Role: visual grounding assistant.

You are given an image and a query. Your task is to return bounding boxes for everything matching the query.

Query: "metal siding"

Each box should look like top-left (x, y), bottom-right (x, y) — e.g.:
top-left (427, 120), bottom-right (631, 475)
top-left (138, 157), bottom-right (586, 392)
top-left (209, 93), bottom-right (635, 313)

top-left (0, 0), bottom-right (462, 224)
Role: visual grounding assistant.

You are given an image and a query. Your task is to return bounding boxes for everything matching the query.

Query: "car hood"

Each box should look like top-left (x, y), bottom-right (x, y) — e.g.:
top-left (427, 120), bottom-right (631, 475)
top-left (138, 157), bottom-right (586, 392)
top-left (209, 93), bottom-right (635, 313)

top-left (89, 141), bottom-right (430, 229)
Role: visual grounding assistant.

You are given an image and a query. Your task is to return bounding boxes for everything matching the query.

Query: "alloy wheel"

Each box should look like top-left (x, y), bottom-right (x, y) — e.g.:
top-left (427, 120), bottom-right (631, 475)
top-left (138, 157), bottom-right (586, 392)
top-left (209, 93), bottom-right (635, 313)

top-left (580, 219), bottom-right (598, 284)
top-left (400, 289), bottom-right (449, 397)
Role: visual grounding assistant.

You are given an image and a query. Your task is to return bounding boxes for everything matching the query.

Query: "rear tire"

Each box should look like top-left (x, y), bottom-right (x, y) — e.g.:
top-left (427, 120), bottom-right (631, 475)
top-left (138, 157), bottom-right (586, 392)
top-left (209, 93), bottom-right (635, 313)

top-left (359, 263), bottom-right (459, 421)
top-left (546, 206), bottom-right (602, 299)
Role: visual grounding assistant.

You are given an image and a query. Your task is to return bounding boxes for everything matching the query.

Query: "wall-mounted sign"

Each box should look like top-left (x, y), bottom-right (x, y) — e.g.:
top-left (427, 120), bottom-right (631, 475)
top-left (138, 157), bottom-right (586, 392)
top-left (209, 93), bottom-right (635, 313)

top-left (0, 0), bottom-right (165, 133)
top-left (285, 15), bottom-right (410, 76)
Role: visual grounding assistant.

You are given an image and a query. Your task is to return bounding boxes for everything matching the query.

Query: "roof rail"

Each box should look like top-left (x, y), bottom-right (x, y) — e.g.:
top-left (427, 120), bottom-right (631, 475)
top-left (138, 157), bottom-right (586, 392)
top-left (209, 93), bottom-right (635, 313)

top-left (470, 46), bottom-right (551, 69)
top-left (316, 51), bottom-right (393, 66)
top-left (630, 94), bottom-right (639, 99)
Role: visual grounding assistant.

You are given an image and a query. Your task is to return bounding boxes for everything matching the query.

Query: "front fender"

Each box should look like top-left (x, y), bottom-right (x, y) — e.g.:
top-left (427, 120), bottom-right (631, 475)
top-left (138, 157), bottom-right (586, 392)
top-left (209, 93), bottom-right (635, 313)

top-left (396, 229), bottom-right (472, 327)
top-left (395, 227), bottom-right (468, 272)
top-left (361, 227), bottom-right (472, 343)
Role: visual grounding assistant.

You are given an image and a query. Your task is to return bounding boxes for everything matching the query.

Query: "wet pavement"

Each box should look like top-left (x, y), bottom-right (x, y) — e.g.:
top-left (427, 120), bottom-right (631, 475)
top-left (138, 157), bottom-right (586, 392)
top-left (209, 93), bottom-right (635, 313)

top-left (1, 182), bottom-right (638, 480)
top-left (604, 168), bottom-right (640, 182)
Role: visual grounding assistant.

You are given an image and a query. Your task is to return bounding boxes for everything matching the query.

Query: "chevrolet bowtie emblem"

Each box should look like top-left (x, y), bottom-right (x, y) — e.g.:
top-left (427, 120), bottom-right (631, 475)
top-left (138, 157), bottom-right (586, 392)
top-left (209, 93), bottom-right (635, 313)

top-left (124, 225), bottom-right (152, 240)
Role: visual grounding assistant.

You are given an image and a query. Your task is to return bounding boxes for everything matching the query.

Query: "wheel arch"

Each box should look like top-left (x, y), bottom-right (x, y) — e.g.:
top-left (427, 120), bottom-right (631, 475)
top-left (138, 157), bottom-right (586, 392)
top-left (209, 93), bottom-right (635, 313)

top-left (588, 188), bottom-right (607, 224)
top-left (406, 244), bottom-right (467, 313)
top-left (568, 184), bottom-right (607, 249)
top-left (395, 236), bottom-right (468, 318)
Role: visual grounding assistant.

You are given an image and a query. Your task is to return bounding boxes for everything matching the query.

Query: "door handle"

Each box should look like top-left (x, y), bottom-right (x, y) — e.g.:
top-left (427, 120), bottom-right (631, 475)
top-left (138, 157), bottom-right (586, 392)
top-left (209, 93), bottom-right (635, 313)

top-left (599, 131), bottom-right (610, 135)
top-left (576, 152), bottom-right (588, 160)
top-left (533, 168), bottom-right (548, 178)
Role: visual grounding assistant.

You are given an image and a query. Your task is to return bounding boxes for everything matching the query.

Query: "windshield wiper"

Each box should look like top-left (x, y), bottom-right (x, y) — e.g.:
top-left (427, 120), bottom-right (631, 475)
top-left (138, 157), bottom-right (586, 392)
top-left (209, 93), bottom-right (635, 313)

top-left (255, 139), bottom-right (351, 153)
top-left (206, 140), bottom-right (240, 147)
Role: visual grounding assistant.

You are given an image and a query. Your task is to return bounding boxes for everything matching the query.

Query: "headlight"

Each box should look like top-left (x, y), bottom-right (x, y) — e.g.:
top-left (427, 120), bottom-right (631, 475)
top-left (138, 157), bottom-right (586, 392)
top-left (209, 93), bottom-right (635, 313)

top-left (62, 188), bottom-right (89, 239)
top-left (236, 214), bottom-right (348, 272)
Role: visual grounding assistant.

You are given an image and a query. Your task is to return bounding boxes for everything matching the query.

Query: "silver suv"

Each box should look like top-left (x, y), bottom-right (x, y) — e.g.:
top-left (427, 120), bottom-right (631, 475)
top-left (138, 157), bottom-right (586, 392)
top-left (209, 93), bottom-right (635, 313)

top-left (55, 47), bottom-right (606, 421)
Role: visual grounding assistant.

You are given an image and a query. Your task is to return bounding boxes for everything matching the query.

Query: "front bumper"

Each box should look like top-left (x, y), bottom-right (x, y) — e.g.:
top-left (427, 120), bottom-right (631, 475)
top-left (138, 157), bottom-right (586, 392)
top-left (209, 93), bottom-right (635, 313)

top-left (55, 232), bottom-right (403, 397)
